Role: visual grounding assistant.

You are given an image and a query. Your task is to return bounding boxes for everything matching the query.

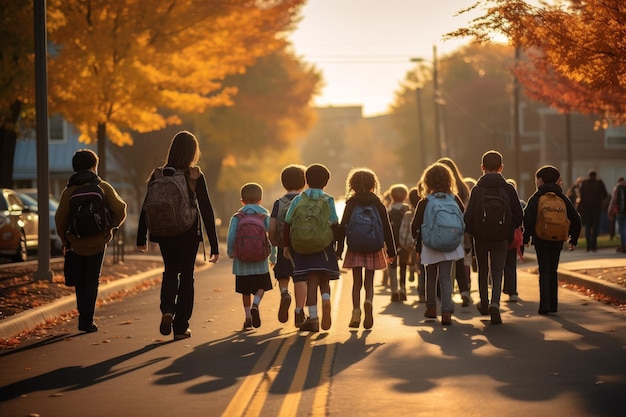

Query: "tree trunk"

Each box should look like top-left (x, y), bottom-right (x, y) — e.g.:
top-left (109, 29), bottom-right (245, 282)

top-left (97, 122), bottom-right (107, 179)
top-left (0, 100), bottom-right (22, 188)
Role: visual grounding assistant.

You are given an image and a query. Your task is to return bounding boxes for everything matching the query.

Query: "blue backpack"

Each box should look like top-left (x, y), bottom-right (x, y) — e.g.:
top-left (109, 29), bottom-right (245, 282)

top-left (346, 204), bottom-right (385, 253)
top-left (421, 193), bottom-right (465, 252)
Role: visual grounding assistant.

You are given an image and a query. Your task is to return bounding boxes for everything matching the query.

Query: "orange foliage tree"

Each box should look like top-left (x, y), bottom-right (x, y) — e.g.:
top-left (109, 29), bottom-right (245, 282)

top-left (448, 0), bottom-right (626, 126)
top-left (46, 0), bottom-right (305, 176)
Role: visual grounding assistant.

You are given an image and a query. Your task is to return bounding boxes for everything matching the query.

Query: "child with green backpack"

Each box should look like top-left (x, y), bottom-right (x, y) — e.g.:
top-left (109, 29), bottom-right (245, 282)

top-left (283, 164), bottom-right (340, 332)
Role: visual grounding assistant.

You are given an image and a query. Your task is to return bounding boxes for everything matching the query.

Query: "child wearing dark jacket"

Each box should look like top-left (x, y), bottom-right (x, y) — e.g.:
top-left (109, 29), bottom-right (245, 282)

top-left (523, 165), bottom-right (582, 315)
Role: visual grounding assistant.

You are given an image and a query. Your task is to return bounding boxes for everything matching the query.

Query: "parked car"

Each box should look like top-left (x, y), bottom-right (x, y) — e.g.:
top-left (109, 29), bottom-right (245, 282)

top-left (15, 189), bottom-right (64, 256)
top-left (0, 188), bottom-right (38, 262)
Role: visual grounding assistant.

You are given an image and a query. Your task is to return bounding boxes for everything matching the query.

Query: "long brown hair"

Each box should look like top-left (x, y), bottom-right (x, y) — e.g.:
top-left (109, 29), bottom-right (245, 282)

top-left (164, 131), bottom-right (201, 170)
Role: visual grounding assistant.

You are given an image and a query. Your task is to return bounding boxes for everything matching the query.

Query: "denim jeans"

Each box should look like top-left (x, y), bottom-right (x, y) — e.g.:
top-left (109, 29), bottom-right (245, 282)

top-left (474, 238), bottom-right (507, 307)
top-left (158, 233), bottom-right (200, 334)
top-left (74, 250), bottom-right (105, 328)
top-left (425, 260), bottom-right (453, 313)
top-left (617, 213), bottom-right (626, 247)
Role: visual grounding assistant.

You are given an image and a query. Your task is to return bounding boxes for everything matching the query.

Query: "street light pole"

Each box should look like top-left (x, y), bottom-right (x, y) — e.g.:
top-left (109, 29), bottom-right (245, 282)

top-left (432, 45), bottom-right (443, 159)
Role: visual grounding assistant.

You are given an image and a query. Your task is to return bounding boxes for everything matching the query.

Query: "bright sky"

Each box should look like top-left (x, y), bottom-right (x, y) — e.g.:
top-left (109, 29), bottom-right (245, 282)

top-left (288, 0), bottom-right (487, 117)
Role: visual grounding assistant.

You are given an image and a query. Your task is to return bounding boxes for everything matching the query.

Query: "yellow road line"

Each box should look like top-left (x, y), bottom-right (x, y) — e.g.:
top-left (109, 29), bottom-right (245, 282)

top-left (244, 334), bottom-right (298, 417)
top-left (220, 337), bottom-right (283, 417)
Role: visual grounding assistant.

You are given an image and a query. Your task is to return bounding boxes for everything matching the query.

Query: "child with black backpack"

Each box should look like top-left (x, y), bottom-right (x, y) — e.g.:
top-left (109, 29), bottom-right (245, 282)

top-left (227, 183), bottom-right (273, 330)
top-left (283, 164), bottom-right (340, 332)
top-left (387, 184), bottom-right (411, 302)
top-left (268, 164), bottom-right (307, 327)
top-left (336, 168), bottom-right (396, 329)
top-left (56, 149), bottom-right (127, 333)
top-left (523, 166), bottom-right (581, 315)
top-left (464, 150), bottom-right (523, 325)
top-left (410, 163), bottom-right (465, 325)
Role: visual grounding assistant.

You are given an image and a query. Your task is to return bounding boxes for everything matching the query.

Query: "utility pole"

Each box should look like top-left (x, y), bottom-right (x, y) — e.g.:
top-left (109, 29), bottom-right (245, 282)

top-left (34, 0), bottom-right (52, 281)
top-left (433, 45), bottom-right (443, 159)
top-left (512, 46), bottom-right (521, 183)
top-left (415, 87), bottom-right (427, 172)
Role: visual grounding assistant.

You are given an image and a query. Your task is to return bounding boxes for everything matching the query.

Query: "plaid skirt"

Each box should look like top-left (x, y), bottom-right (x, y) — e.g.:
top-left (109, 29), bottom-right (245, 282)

top-left (342, 248), bottom-right (387, 270)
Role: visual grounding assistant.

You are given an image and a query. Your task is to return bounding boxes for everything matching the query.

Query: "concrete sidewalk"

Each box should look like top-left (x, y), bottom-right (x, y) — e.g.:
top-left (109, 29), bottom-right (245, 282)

top-left (1, 249), bottom-right (624, 341)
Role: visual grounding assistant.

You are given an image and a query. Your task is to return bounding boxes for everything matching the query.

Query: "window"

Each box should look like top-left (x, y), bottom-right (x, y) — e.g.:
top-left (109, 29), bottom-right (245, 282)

top-left (49, 115), bottom-right (66, 142)
top-left (605, 126), bottom-right (626, 149)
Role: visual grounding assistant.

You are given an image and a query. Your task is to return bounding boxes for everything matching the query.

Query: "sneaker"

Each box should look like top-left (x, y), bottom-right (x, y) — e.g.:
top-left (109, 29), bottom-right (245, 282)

top-left (278, 292), bottom-right (291, 323)
top-left (349, 308), bottom-right (361, 328)
top-left (251, 304), bottom-right (261, 328)
top-left (461, 292), bottom-right (472, 307)
top-left (159, 313), bottom-right (173, 336)
top-left (242, 319), bottom-right (253, 331)
top-left (424, 306), bottom-right (437, 318)
top-left (78, 323), bottom-right (98, 333)
top-left (508, 294), bottom-right (519, 302)
top-left (476, 301), bottom-right (489, 315)
top-left (321, 299), bottom-right (332, 330)
top-left (441, 312), bottom-right (452, 325)
top-left (295, 310), bottom-right (306, 328)
top-left (363, 300), bottom-right (374, 329)
top-left (174, 328), bottom-right (192, 340)
top-left (391, 292), bottom-right (400, 302)
top-left (400, 290), bottom-right (407, 301)
top-left (489, 304), bottom-right (502, 324)
top-left (299, 317), bottom-right (319, 332)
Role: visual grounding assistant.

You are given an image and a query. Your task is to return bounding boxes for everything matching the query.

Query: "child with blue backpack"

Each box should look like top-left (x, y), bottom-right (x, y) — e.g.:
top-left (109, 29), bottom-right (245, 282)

top-left (283, 164), bottom-right (340, 332)
top-left (336, 168), bottom-right (396, 329)
top-left (411, 163), bottom-right (466, 325)
top-left (227, 183), bottom-right (273, 331)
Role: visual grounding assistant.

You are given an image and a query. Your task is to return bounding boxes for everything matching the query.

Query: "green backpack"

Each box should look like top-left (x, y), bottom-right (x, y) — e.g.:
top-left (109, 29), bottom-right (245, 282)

top-left (289, 192), bottom-right (334, 254)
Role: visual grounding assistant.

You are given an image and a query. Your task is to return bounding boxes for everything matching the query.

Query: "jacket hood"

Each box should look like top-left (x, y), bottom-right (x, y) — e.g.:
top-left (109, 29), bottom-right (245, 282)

top-left (476, 172), bottom-right (507, 188)
top-left (68, 171), bottom-right (100, 187)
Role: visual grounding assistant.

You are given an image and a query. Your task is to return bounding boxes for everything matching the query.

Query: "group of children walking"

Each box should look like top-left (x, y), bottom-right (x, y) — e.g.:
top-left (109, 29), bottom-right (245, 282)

top-left (225, 149), bottom-right (582, 332)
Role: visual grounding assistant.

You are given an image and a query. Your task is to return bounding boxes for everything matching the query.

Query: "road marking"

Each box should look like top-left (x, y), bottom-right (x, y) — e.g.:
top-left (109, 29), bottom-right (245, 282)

top-left (220, 337), bottom-right (283, 417)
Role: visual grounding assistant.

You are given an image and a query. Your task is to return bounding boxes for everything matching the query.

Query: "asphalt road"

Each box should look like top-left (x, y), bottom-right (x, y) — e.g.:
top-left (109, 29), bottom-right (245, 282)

top-left (0, 257), bottom-right (625, 417)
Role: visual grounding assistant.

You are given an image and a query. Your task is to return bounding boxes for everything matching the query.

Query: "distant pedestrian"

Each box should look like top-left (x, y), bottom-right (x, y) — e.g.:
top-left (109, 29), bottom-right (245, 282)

top-left (387, 184), bottom-right (411, 302)
top-left (503, 178), bottom-right (527, 302)
top-left (608, 176), bottom-right (626, 253)
top-left (523, 166), bottom-right (581, 314)
top-left (283, 164), bottom-right (340, 332)
top-left (56, 149), bottom-right (127, 333)
top-left (578, 170), bottom-right (608, 251)
top-left (136, 131), bottom-right (220, 340)
top-left (268, 164), bottom-right (307, 327)
top-left (336, 168), bottom-right (396, 329)
top-left (608, 177), bottom-right (624, 243)
top-left (227, 183), bottom-right (273, 330)
top-left (463, 150), bottom-right (523, 325)
top-left (411, 162), bottom-right (465, 325)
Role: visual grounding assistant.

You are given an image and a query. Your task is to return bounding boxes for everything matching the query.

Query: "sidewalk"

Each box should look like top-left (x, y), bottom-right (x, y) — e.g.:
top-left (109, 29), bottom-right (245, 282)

top-left (523, 246), bottom-right (626, 304)
top-left (1, 249), bottom-right (624, 341)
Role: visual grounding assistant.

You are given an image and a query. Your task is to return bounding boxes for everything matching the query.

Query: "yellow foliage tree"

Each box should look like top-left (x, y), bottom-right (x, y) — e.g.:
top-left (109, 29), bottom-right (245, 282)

top-left (47, 0), bottom-right (305, 176)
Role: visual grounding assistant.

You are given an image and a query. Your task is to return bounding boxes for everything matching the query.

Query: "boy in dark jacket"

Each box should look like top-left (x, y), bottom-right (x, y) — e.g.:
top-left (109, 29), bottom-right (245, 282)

top-left (523, 165), bottom-right (582, 315)
top-left (464, 150), bottom-right (523, 324)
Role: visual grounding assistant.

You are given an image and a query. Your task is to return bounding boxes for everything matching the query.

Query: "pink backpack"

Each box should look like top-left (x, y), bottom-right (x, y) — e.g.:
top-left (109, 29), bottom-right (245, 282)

top-left (233, 209), bottom-right (271, 262)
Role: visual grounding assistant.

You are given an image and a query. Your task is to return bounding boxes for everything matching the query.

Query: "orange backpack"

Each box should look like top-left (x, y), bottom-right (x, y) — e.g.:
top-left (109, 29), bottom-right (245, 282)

top-left (535, 192), bottom-right (570, 241)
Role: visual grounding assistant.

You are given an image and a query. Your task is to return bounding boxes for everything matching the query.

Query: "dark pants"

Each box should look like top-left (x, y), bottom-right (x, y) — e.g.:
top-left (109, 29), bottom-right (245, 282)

top-left (503, 248), bottom-right (518, 296)
top-left (453, 258), bottom-right (470, 293)
top-left (582, 206), bottom-right (602, 251)
top-left (158, 234), bottom-right (200, 334)
top-left (75, 251), bottom-right (105, 328)
top-left (535, 243), bottom-right (562, 313)
top-left (474, 238), bottom-right (507, 307)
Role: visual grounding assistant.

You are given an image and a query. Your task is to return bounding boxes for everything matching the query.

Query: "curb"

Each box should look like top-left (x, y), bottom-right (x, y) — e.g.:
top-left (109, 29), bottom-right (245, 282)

top-left (557, 268), bottom-right (626, 304)
top-left (0, 268), bottom-right (163, 340)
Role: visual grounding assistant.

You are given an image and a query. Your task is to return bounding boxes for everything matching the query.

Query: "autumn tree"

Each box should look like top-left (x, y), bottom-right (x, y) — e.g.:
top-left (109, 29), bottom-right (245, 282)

top-left (46, 0), bottom-right (305, 178)
top-left (0, 1), bottom-right (35, 187)
top-left (449, 0), bottom-right (626, 125)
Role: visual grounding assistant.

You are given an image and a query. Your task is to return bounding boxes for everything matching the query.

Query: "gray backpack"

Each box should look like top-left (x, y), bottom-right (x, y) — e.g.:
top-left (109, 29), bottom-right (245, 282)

top-left (143, 167), bottom-right (197, 237)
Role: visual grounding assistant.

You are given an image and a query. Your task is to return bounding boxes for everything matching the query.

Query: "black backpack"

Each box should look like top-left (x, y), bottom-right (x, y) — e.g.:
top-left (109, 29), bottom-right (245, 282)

top-left (68, 181), bottom-right (111, 238)
top-left (471, 186), bottom-right (511, 241)
top-left (388, 205), bottom-right (409, 243)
